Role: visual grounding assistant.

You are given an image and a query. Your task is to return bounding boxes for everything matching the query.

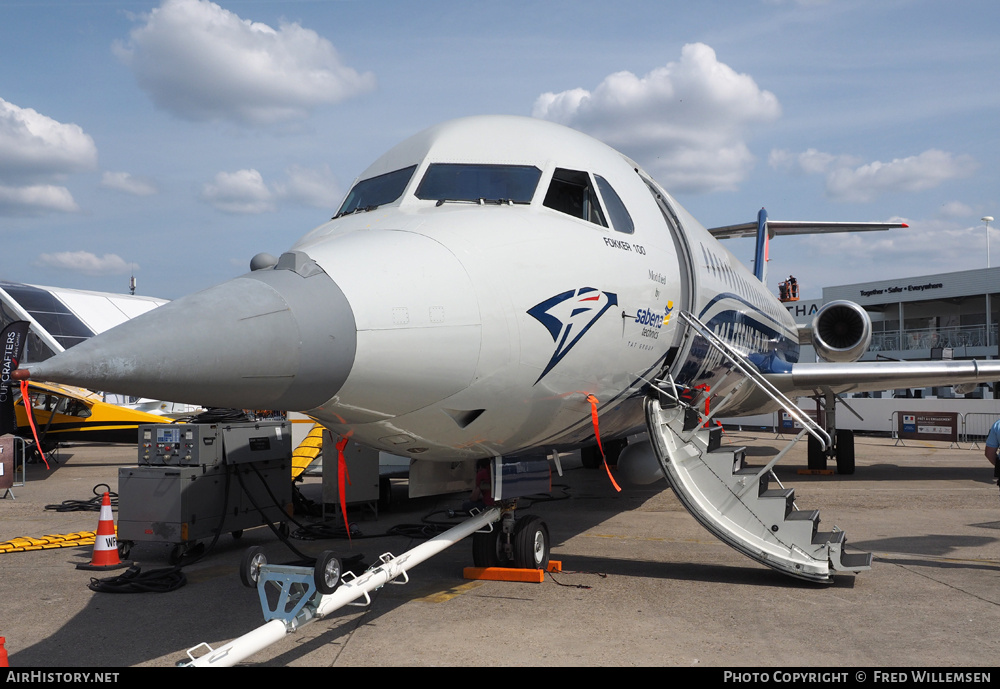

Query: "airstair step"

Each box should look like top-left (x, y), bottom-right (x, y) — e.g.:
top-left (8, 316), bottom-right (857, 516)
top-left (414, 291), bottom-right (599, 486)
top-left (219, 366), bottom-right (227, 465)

top-left (812, 530), bottom-right (846, 546)
top-left (837, 551), bottom-right (874, 570)
top-left (778, 509), bottom-right (820, 543)
top-left (734, 464), bottom-right (769, 493)
top-left (757, 488), bottom-right (795, 525)
top-left (787, 509), bottom-right (820, 524)
top-left (708, 445), bottom-right (744, 459)
top-left (760, 488), bottom-right (793, 506)
top-left (683, 407), bottom-right (700, 432)
top-left (708, 445), bottom-right (746, 475)
top-left (707, 426), bottom-right (722, 452)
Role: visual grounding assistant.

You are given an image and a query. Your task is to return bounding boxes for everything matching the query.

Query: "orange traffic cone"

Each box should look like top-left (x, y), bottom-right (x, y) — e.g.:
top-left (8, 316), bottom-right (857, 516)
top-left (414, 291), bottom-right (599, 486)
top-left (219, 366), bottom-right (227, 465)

top-left (1, 636), bottom-right (8, 667)
top-left (77, 492), bottom-right (130, 570)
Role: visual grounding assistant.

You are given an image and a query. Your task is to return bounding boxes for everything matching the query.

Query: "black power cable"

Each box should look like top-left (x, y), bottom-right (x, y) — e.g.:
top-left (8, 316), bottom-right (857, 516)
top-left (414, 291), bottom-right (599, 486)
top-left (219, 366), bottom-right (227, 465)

top-left (87, 565), bottom-right (186, 593)
top-left (44, 483), bottom-right (117, 512)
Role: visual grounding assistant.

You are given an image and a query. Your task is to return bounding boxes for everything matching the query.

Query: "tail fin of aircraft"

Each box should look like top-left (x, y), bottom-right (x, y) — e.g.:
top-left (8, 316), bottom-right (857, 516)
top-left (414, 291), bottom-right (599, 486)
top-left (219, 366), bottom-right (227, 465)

top-left (708, 213), bottom-right (909, 285)
top-left (754, 207), bottom-right (769, 283)
top-left (1, 321), bottom-right (31, 436)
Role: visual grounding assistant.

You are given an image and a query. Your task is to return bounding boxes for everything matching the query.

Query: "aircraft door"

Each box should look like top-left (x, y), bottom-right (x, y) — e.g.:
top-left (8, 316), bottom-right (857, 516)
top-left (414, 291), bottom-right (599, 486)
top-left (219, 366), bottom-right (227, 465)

top-left (639, 175), bottom-right (698, 379)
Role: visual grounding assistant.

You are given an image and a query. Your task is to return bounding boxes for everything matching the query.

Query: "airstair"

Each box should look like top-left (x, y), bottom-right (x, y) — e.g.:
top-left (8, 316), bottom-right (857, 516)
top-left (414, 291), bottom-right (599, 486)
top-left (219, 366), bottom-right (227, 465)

top-left (646, 312), bottom-right (872, 582)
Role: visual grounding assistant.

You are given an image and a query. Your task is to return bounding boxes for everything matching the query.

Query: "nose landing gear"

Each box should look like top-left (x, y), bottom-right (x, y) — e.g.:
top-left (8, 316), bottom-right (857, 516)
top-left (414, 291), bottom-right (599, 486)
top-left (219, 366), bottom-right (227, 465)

top-left (471, 504), bottom-right (550, 571)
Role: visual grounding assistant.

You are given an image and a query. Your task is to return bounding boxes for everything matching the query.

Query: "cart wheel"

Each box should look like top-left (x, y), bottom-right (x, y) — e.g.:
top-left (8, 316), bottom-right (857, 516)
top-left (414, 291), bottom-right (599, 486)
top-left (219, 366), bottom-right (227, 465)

top-left (240, 546), bottom-right (267, 589)
top-left (118, 540), bottom-right (133, 560)
top-left (314, 550), bottom-right (342, 595)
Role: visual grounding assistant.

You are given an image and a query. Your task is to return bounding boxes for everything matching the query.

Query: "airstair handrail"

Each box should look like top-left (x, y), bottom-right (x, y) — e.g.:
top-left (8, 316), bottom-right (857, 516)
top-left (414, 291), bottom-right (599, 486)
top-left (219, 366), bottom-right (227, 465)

top-left (676, 311), bottom-right (831, 449)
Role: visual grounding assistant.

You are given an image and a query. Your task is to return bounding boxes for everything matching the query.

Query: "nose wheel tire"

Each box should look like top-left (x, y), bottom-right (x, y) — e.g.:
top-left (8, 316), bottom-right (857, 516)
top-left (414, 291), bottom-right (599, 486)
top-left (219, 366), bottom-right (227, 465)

top-left (240, 546), bottom-right (267, 589)
top-left (512, 515), bottom-right (550, 570)
top-left (314, 550), bottom-right (342, 595)
top-left (472, 526), bottom-right (512, 568)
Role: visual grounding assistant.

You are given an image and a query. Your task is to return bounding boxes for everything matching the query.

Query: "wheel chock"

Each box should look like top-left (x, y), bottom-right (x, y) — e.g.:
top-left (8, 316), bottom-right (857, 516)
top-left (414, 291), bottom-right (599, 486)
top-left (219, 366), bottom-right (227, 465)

top-left (797, 469), bottom-right (835, 475)
top-left (463, 560), bottom-right (562, 583)
top-left (463, 567), bottom-right (544, 582)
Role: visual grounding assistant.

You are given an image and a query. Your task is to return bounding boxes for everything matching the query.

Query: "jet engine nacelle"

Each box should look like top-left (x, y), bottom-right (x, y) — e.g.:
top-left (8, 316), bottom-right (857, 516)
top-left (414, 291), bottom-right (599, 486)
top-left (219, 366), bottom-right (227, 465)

top-left (810, 300), bottom-right (872, 363)
top-left (616, 438), bottom-right (665, 485)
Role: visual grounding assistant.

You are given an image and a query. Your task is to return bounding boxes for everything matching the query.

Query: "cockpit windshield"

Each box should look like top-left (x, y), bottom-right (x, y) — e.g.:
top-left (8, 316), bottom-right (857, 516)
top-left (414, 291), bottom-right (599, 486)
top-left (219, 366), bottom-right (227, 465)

top-left (335, 165), bottom-right (417, 217)
top-left (415, 164), bottom-right (541, 204)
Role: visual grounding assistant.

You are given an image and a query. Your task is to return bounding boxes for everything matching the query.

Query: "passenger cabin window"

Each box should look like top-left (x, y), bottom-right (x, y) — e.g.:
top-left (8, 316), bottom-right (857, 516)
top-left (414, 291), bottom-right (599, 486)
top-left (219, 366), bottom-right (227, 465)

top-left (335, 165), bottom-right (417, 217)
top-left (595, 176), bottom-right (634, 234)
top-left (415, 164), bottom-right (540, 204)
top-left (543, 168), bottom-right (607, 227)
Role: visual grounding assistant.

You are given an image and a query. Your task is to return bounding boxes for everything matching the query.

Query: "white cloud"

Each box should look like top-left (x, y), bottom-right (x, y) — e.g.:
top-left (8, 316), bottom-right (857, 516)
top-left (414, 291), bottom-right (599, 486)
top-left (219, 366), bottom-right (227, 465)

top-left (0, 98), bottom-right (95, 215)
top-left (0, 98), bottom-right (97, 182)
top-left (100, 171), bottom-right (157, 196)
top-left (201, 165), bottom-right (342, 213)
top-left (533, 43), bottom-right (781, 193)
top-left (114, 0), bottom-right (376, 125)
top-left (937, 200), bottom-right (974, 218)
top-left (800, 218), bottom-right (993, 279)
top-left (273, 164), bottom-right (340, 209)
top-left (826, 150), bottom-right (978, 203)
top-left (771, 147), bottom-right (978, 203)
top-left (769, 148), bottom-right (862, 175)
top-left (0, 184), bottom-right (78, 215)
top-left (200, 168), bottom-right (274, 213)
top-left (35, 251), bottom-right (134, 276)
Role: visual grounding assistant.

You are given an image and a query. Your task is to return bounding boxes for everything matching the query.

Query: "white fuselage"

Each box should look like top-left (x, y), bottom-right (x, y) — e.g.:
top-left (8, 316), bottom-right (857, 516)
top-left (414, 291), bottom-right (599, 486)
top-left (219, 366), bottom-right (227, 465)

top-left (288, 116), bottom-right (799, 461)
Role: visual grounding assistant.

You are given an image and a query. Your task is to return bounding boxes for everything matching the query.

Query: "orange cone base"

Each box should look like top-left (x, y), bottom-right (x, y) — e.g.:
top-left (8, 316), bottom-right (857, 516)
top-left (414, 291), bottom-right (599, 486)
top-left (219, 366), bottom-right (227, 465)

top-left (77, 559), bottom-right (133, 571)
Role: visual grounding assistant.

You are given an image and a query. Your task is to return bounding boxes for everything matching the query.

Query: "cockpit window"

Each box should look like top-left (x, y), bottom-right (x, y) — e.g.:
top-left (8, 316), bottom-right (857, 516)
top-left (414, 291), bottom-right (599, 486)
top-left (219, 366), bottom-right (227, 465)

top-left (335, 165), bottom-right (417, 217)
top-left (543, 168), bottom-right (607, 227)
top-left (415, 164), bottom-right (541, 204)
top-left (595, 176), bottom-right (634, 234)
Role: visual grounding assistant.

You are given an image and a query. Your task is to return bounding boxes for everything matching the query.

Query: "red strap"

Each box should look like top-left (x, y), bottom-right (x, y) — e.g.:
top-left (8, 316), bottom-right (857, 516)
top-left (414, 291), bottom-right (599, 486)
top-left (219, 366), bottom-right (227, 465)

top-left (335, 436), bottom-right (352, 542)
top-left (694, 384), bottom-right (712, 427)
top-left (586, 394), bottom-right (620, 493)
top-left (19, 380), bottom-right (49, 470)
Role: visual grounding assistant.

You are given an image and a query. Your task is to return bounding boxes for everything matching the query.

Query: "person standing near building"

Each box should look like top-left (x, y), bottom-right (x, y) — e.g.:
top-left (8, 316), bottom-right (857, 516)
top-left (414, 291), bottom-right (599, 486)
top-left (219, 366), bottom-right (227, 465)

top-left (984, 419), bottom-right (1000, 494)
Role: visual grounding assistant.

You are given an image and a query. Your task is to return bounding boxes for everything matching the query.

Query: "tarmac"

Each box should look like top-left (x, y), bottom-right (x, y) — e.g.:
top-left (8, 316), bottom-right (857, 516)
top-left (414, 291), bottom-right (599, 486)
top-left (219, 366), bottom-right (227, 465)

top-left (1, 430), bottom-right (999, 668)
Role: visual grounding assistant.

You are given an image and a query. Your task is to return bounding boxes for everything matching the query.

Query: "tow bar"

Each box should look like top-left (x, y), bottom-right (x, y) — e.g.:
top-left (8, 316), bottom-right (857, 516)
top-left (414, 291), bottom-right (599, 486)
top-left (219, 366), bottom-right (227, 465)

top-left (180, 507), bottom-right (501, 667)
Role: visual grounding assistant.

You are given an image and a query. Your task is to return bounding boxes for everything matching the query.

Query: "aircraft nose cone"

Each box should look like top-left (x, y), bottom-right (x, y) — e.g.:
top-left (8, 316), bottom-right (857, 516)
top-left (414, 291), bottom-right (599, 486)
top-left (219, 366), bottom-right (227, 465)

top-left (22, 257), bottom-right (357, 411)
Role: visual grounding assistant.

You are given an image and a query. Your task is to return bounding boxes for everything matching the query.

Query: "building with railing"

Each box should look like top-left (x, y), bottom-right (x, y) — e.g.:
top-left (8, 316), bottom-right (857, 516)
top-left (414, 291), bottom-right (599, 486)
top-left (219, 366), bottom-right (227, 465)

top-left (785, 266), bottom-right (1000, 398)
top-left (824, 266), bottom-right (999, 364)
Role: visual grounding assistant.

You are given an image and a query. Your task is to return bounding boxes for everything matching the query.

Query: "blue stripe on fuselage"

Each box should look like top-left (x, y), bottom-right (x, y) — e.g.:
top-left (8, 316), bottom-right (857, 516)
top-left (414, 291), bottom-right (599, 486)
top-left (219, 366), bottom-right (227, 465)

top-left (696, 292), bottom-right (800, 372)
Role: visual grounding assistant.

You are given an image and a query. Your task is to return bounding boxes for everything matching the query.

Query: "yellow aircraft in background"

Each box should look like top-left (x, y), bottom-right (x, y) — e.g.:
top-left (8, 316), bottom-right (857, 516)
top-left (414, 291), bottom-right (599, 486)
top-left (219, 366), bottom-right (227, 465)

top-left (14, 380), bottom-right (172, 451)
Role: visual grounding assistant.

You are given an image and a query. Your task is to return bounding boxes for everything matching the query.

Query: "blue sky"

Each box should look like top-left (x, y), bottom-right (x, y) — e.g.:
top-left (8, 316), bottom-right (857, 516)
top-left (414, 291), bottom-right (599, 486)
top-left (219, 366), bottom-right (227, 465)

top-left (1, 0), bottom-right (997, 300)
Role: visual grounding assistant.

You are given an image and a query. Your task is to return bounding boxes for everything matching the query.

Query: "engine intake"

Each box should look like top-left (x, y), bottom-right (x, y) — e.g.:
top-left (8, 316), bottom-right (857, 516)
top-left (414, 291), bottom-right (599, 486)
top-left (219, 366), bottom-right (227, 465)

top-left (811, 300), bottom-right (872, 363)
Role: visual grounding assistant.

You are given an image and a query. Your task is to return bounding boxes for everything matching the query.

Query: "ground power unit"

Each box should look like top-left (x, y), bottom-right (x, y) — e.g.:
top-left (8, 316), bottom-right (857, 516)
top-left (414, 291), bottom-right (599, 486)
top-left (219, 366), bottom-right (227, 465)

top-left (118, 421), bottom-right (292, 561)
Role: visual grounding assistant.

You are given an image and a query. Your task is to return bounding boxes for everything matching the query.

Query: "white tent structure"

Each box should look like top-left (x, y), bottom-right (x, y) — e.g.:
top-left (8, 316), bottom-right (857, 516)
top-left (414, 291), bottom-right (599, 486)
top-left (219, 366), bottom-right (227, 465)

top-left (0, 280), bottom-right (195, 415)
